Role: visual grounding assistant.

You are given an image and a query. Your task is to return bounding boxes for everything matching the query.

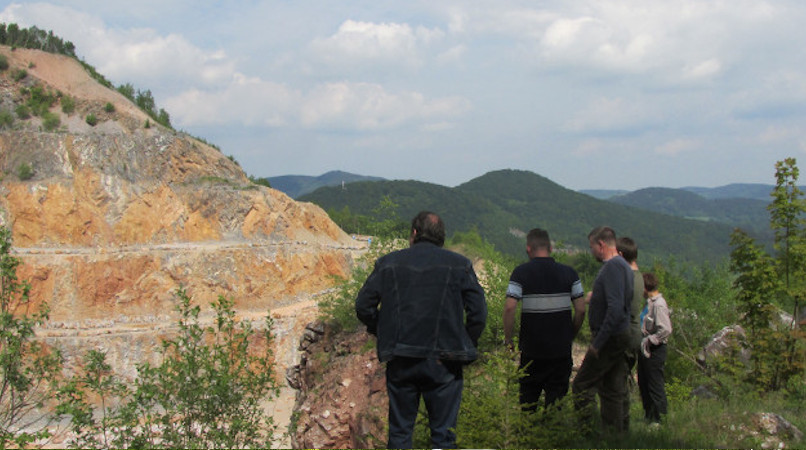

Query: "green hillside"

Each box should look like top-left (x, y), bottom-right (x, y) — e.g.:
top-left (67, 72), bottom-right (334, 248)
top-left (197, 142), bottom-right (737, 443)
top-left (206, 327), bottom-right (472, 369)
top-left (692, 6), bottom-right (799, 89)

top-left (609, 187), bottom-right (770, 234)
top-left (267, 170), bottom-right (384, 198)
top-left (301, 169), bottom-right (742, 264)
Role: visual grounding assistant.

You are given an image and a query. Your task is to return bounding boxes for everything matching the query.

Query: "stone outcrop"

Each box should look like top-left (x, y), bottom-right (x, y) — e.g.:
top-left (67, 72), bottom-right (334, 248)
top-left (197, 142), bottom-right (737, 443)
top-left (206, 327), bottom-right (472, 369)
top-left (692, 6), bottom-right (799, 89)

top-left (0, 46), bottom-right (366, 389)
top-left (290, 321), bottom-right (387, 449)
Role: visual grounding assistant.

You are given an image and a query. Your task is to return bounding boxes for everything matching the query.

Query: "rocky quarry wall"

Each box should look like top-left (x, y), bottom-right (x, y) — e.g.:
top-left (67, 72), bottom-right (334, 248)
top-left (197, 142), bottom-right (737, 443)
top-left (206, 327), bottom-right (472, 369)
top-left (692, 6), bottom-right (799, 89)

top-left (0, 47), bottom-right (364, 421)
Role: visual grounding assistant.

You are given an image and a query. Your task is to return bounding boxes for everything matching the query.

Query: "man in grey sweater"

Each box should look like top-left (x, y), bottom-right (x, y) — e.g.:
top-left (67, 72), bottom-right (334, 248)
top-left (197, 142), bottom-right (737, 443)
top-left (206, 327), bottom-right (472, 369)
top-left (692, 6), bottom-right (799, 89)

top-left (572, 226), bottom-right (633, 433)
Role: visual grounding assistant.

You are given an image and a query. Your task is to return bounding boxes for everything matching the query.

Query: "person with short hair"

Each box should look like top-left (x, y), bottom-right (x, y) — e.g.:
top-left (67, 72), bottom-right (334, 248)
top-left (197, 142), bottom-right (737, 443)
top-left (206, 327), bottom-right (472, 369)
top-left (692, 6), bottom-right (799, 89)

top-left (355, 211), bottom-right (487, 449)
top-left (638, 272), bottom-right (672, 424)
top-left (503, 228), bottom-right (586, 410)
top-left (572, 226), bottom-right (633, 433)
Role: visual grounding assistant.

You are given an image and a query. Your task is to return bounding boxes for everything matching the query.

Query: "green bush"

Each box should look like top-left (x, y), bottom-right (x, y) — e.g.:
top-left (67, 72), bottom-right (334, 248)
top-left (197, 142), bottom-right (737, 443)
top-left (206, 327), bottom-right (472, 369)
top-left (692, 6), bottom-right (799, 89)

top-left (60, 95), bottom-right (75, 114)
top-left (104, 102), bottom-right (115, 113)
top-left (0, 227), bottom-right (63, 448)
top-left (85, 113), bottom-right (97, 126)
top-left (15, 104), bottom-right (30, 119)
top-left (12, 68), bottom-right (27, 81)
top-left (0, 54), bottom-right (8, 71)
top-left (0, 110), bottom-right (13, 128)
top-left (42, 111), bottom-right (60, 131)
top-left (59, 288), bottom-right (281, 449)
top-left (17, 162), bottom-right (33, 180)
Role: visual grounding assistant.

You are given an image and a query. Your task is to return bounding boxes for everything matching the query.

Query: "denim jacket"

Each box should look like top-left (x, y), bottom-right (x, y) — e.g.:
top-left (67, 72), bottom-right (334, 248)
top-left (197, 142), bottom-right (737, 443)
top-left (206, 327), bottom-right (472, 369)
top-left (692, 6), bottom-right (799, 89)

top-left (355, 242), bottom-right (487, 363)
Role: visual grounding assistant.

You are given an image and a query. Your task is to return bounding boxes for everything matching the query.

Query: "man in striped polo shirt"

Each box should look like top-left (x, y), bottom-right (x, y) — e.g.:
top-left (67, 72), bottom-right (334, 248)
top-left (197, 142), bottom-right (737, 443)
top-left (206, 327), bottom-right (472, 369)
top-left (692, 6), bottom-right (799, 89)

top-left (504, 228), bottom-right (586, 410)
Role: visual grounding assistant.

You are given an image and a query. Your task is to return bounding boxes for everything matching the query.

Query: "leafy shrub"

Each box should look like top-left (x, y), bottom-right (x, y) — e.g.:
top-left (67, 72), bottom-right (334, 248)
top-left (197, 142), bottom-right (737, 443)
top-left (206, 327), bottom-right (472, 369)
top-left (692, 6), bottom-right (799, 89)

top-left (85, 113), bottom-right (97, 126)
top-left (42, 111), bottom-right (60, 131)
top-left (12, 68), bottom-right (27, 81)
top-left (15, 104), bottom-right (30, 119)
top-left (60, 95), bottom-right (75, 114)
top-left (17, 162), bottom-right (33, 180)
top-left (59, 289), bottom-right (281, 449)
top-left (104, 102), bottom-right (115, 113)
top-left (0, 54), bottom-right (8, 71)
top-left (27, 85), bottom-right (57, 116)
top-left (0, 110), bottom-right (13, 128)
top-left (0, 227), bottom-right (63, 448)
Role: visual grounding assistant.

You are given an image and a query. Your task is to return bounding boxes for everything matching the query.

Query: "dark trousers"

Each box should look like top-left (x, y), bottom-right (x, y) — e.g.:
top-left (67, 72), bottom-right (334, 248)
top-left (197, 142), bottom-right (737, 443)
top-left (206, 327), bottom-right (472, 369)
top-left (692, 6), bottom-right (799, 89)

top-left (519, 355), bottom-right (572, 411)
top-left (637, 343), bottom-right (668, 423)
top-left (572, 332), bottom-right (631, 432)
top-left (385, 357), bottom-right (464, 449)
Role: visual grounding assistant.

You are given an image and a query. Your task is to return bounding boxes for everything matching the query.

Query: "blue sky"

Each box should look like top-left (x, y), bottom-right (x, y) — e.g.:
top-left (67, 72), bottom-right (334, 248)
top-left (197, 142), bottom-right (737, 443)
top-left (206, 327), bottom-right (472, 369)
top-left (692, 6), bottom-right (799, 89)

top-left (2, 1), bottom-right (804, 190)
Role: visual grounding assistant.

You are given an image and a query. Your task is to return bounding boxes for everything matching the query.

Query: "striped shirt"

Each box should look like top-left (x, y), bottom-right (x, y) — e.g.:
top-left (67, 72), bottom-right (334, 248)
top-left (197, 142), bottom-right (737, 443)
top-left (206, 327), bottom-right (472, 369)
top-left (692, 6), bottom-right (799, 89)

top-left (507, 257), bottom-right (584, 359)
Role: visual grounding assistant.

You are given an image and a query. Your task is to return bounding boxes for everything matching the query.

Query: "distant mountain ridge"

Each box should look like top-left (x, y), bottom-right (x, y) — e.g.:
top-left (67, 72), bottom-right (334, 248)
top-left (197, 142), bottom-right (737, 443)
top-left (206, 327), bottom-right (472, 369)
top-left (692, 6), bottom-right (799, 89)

top-left (300, 169), bottom-right (745, 264)
top-left (608, 187), bottom-right (771, 234)
top-left (267, 171), bottom-right (385, 198)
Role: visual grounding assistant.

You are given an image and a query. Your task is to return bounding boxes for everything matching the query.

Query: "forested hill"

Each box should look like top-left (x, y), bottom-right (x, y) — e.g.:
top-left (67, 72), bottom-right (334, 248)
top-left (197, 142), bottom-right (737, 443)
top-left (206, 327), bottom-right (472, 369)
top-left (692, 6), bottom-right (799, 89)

top-left (300, 169), bottom-right (741, 264)
top-left (608, 187), bottom-right (770, 234)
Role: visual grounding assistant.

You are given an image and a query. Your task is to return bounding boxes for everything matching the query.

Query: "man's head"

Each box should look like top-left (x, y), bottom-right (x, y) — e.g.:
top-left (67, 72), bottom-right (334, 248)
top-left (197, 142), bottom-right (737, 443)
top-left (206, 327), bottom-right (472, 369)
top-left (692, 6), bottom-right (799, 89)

top-left (616, 237), bottom-right (638, 263)
top-left (588, 226), bottom-right (617, 262)
top-left (410, 211), bottom-right (445, 247)
top-left (526, 228), bottom-right (552, 257)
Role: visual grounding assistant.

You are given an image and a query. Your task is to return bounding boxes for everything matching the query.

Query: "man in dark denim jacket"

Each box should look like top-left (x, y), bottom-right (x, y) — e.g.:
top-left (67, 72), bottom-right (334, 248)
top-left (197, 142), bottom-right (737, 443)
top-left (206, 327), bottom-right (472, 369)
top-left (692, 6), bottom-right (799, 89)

top-left (356, 211), bottom-right (487, 449)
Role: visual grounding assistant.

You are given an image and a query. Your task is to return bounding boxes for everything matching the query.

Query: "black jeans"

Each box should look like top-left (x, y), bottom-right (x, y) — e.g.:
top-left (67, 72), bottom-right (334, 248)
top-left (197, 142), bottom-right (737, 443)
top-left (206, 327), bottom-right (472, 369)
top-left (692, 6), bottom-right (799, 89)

top-left (519, 355), bottom-right (572, 411)
top-left (385, 357), bottom-right (464, 449)
top-left (637, 343), bottom-right (668, 423)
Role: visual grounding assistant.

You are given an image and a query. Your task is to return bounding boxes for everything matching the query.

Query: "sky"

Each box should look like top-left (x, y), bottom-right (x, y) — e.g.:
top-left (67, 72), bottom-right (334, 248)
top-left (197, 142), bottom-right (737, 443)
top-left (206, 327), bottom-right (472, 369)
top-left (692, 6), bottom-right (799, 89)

top-left (1, 1), bottom-right (805, 191)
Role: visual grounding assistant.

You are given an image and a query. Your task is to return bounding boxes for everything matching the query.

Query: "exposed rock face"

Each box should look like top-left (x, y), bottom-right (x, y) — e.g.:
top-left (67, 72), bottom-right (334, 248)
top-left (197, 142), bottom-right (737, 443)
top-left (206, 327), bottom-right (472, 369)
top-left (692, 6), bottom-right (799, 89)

top-left (0, 46), bottom-right (365, 388)
top-left (290, 321), bottom-right (387, 449)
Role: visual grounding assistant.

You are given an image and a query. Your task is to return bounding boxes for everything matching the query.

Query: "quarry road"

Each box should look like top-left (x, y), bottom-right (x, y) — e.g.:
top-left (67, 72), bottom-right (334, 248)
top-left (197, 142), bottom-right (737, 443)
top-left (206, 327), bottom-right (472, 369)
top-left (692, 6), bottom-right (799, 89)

top-left (12, 239), bottom-right (367, 256)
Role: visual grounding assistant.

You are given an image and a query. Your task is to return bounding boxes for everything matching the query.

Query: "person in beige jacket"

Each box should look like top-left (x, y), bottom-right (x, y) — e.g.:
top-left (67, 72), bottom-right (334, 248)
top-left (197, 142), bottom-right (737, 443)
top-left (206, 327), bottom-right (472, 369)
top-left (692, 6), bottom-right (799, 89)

top-left (638, 272), bottom-right (672, 424)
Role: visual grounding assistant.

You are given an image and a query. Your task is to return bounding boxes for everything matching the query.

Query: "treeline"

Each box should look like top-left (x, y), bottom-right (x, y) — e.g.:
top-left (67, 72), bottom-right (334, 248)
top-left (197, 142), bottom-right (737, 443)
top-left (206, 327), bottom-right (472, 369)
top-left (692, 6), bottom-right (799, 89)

top-left (0, 23), bottom-right (76, 57)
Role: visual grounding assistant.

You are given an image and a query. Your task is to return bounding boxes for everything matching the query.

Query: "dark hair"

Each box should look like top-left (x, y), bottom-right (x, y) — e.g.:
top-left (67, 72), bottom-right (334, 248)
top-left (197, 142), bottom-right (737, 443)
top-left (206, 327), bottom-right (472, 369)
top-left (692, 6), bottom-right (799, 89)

top-left (617, 236), bottom-right (638, 263)
top-left (411, 211), bottom-right (445, 247)
top-left (527, 228), bottom-right (551, 251)
top-left (643, 272), bottom-right (659, 292)
top-left (588, 226), bottom-right (617, 246)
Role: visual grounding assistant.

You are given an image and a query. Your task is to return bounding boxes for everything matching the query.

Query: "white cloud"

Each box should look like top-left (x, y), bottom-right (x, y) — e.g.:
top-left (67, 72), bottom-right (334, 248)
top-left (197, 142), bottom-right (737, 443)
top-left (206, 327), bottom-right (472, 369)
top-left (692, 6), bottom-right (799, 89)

top-left (167, 79), bottom-right (471, 132)
top-left (298, 82), bottom-right (470, 130)
top-left (309, 20), bottom-right (445, 70)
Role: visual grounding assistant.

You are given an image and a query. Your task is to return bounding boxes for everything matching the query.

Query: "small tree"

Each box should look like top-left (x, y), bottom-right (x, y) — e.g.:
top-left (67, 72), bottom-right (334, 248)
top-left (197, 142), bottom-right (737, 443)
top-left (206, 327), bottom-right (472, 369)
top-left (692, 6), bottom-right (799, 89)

top-left (0, 226), bottom-right (63, 448)
top-left (85, 114), bottom-right (97, 126)
top-left (61, 288), bottom-right (281, 449)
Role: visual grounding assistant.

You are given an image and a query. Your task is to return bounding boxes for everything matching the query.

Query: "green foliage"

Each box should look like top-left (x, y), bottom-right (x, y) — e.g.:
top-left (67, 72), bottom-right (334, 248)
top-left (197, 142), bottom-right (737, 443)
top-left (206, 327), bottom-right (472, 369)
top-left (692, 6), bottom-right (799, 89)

top-left (0, 227), bottom-right (63, 448)
top-left (727, 158), bottom-right (806, 393)
top-left (318, 236), bottom-right (406, 332)
top-left (769, 157), bottom-right (806, 318)
top-left (103, 102), bottom-right (115, 113)
top-left (0, 23), bottom-right (77, 57)
top-left (0, 54), bottom-right (8, 71)
top-left (59, 289), bottom-right (281, 449)
top-left (41, 111), bottom-right (59, 131)
top-left (60, 95), bottom-right (75, 114)
top-left (456, 350), bottom-right (581, 449)
top-left (0, 109), bottom-right (13, 129)
top-left (16, 162), bottom-right (33, 180)
top-left (15, 104), bottom-right (30, 119)
top-left (117, 83), bottom-right (135, 100)
top-left (85, 113), bottom-right (97, 126)
top-left (26, 85), bottom-right (57, 116)
top-left (248, 175), bottom-right (271, 188)
top-left (12, 68), bottom-right (27, 82)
